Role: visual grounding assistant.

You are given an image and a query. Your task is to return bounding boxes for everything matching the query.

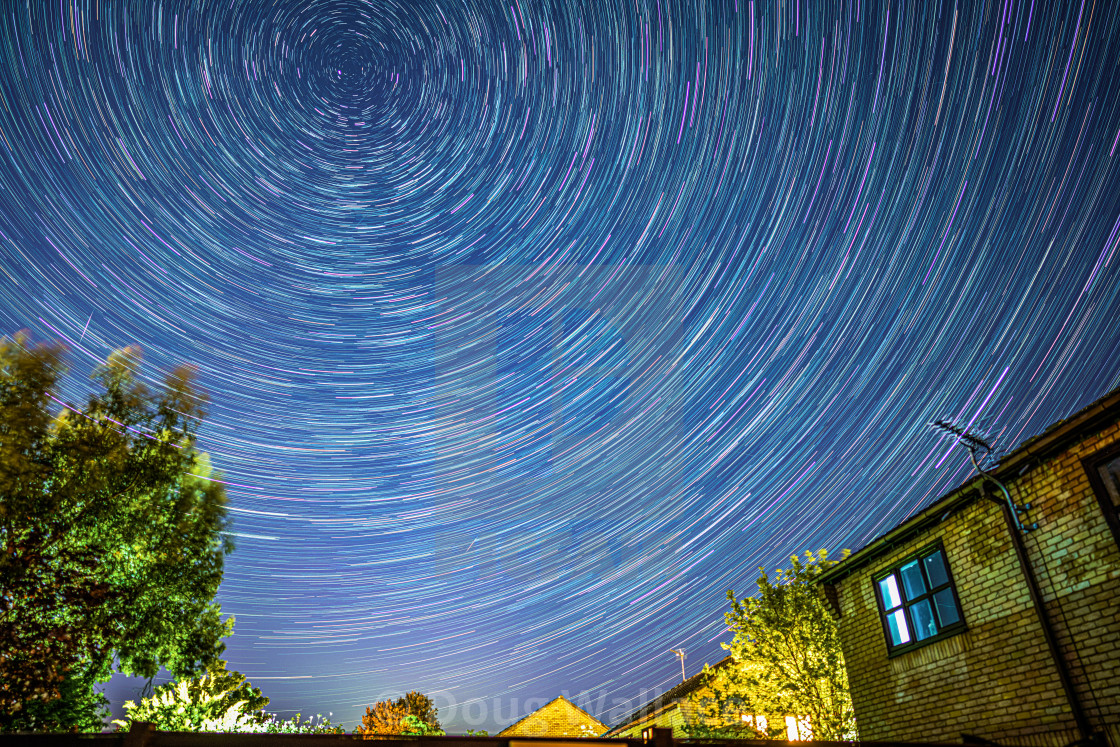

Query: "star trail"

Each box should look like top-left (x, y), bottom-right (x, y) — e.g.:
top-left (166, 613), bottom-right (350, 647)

top-left (2, 0), bottom-right (1120, 733)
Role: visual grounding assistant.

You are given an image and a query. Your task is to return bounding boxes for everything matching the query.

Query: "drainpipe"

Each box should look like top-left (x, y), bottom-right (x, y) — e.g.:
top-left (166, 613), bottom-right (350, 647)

top-left (971, 454), bottom-right (1094, 743)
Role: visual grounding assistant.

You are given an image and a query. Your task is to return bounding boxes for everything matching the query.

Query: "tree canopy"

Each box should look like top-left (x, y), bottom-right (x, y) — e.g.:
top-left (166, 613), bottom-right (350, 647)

top-left (686, 550), bottom-right (856, 740)
top-left (0, 333), bottom-right (233, 732)
top-left (355, 691), bottom-right (443, 737)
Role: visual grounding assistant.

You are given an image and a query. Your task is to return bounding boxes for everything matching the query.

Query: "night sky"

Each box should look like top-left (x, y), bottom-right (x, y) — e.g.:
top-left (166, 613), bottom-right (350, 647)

top-left (3, 0), bottom-right (1120, 733)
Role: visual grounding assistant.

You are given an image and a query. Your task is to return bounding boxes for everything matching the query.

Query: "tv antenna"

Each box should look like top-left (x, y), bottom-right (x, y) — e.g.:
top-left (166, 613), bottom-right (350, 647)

top-left (669, 648), bottom-right (686, 683)
top-left (931, 419), bottom-right (1034, 532)
top-left (931, 419), bottom-right (994, 459)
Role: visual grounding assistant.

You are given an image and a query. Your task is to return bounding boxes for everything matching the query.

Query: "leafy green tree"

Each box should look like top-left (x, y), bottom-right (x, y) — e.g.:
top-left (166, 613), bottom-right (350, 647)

top-left (355, 691), bottom-right (442, 737)
top-left (113, 659), bottom-right (268, 732)
top-left (685, 659), bottom-right (779, 739)
top-left (6, 660), bottom-right (110, 734)
top-left (686, 550), bottom-right (856, 740)
top-left (113, 661), bottom-right (344, 734)
top-left (401, 714), bottom-right (445, 736)
top-left (0, 333), bottom-right (233, 731)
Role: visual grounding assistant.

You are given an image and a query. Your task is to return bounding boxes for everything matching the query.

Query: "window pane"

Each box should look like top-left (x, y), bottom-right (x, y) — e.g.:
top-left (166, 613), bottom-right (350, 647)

top-left (933, 587), bottom-right (960, 627)
top-left (887, 608), bottom-right (911, 645)
top-left (923, 550), bottom-right (950, 588)
top-left (910, 599), bottom-right (937, 640)
top-left (784, 716), bottom-right (812, 741)
top-left (899, 559), bottom-right (926, 600)
top-left (878, 574), bottom-right (902, 609)
top-left (796, 716), bottom-right (812, 741)
top-left (1097, 454), bottom-right (1120, 508)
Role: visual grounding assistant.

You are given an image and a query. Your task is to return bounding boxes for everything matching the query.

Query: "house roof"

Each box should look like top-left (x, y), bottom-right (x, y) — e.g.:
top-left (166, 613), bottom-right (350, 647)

top-left (605, 656), bottom-right (733, 735)
top-left (496, 695), bottom-right (608, 737)
top-left (818, 384), bottom-right (1120, 585)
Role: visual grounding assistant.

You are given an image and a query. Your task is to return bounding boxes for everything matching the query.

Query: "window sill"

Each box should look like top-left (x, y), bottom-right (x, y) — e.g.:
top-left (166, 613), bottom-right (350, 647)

top-left (885, 623), bottom-right (968, 658)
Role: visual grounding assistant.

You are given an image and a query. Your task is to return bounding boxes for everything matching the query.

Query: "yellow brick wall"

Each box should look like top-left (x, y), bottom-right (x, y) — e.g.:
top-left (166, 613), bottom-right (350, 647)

top-left (497, 697), bottom-right (608, 737)
top-left (611, 704), bottom-right (688, 738)
top-left (833, 420), bottom-right (1120, 747)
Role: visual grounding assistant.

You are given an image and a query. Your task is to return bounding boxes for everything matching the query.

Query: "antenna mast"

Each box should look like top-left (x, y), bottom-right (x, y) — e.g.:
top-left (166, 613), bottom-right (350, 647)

top-left (669, 648), bottom-right (686, 683)
top-left (930, 420), bottom-right (1034, 532)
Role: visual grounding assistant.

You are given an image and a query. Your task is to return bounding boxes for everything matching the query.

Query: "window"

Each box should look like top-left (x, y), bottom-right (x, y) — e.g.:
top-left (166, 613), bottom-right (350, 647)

top-left (873, 544), bottom-right (965, 653)
top-left (784, 715), bottom-right (812, 741)
top-left (1084, 443), bottom-right (1120, 551)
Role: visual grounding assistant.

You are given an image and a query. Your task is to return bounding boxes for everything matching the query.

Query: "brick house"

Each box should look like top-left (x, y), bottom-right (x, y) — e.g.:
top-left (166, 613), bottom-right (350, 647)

top-left (604, 657), bottom-right (811, 740)
top-left (604, 663), bottom-right (716, 738)
top-left (496, 695), bottom-right (608, 737)
top-left (818, 387), bottom-right (1120, 747)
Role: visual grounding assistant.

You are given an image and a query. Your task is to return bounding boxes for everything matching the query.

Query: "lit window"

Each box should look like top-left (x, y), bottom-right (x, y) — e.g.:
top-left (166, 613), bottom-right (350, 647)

top-left (784, 715), bottom-right (812, 740)
top-left (873, 544), bottom-right (965, 653)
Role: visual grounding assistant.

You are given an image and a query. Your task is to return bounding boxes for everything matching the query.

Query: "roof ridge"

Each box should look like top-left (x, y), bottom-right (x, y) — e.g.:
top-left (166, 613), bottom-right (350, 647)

top-left (497, 693), bottom-right (608, 736)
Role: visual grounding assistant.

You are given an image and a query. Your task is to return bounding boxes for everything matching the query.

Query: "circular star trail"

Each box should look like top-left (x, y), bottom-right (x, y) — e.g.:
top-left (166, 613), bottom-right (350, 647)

top-left (3, 0), bottom-right (1120, 731)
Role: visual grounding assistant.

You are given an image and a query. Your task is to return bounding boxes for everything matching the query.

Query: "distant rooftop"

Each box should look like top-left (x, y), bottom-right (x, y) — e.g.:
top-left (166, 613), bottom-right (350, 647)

top-left (606, 656), bottom-right (733, 734)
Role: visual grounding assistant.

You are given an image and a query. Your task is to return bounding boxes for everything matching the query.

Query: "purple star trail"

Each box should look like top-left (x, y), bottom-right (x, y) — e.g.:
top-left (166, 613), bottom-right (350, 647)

top-left (2, 0), bottom-right (1119, 732)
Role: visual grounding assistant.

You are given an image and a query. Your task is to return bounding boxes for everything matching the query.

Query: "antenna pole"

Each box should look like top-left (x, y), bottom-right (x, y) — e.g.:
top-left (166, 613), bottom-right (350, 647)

top-left (931, 419), bottom-right (1030, 532)
top-left (669, 648), bottom-right (685, 682)
top-left (930, 419), bottom-right (1092, 741)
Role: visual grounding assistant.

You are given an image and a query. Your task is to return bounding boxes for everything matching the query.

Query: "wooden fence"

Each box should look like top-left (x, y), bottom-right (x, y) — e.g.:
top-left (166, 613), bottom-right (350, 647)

top-left (3, 723), bottom-right (966, 747)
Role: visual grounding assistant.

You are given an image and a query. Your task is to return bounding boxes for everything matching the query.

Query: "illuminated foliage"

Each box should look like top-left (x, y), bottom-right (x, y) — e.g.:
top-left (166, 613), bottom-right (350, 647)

top-left (256, 713), bottom-right (345, 734)
top-left (355, 690), bottom-right (442, 737)
top-left (114, 660), bottom-right (269, 732)
top-left (0, 333), bottom-right (232, 732)
top-left (687, 550), bottom-right (856, 741)
top-left (113, 660), bottom-right (345, 734)
top-left (401, 714), bottom-right (445, 736)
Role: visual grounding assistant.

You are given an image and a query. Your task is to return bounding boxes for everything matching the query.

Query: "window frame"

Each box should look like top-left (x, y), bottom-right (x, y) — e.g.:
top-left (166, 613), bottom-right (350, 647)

top-left (872, 541), bottom-right (967, 656)
top-left (1082, 441), bottom-right (1120, 553)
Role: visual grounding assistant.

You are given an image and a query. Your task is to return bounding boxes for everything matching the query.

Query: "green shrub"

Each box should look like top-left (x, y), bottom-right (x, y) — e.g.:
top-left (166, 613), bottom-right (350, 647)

top-left (113, 660), bottom-right (268, 731)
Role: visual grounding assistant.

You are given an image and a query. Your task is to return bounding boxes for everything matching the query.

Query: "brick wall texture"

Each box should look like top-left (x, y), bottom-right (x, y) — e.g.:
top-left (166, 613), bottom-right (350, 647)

top-left (833, 419), bottom-right (1120, 747)
top-left (496, 696), bottom-right (608, 737)
top-left (610, 703), bottom-right (689, 738)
